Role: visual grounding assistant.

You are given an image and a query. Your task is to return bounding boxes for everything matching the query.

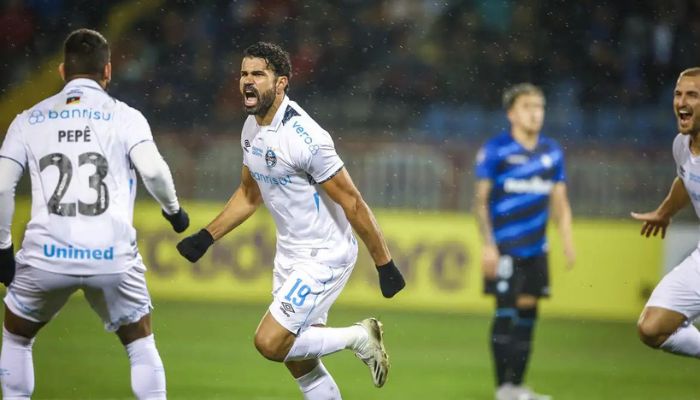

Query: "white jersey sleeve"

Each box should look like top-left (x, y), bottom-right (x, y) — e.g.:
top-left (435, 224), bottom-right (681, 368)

top-left (0, 157), bottom-right (23, 248)
top-left (0, 115), bottom-right (27, 248)
top-left (287, 125), bottom-right (344, 184)
top-left (130, 141), bottom-right (179, 214)
top-left (0, 115), bottom-right (28, 170)
top-left (673, 134), bottom-right (686, 178)
top-left (123, 109), bottom-right (154, 155)
top-left (241, 116), bottom-right (256, 167)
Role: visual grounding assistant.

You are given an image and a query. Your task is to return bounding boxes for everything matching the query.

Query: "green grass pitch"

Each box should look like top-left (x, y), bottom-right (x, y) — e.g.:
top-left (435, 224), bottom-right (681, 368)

top-left (4, 299), bottom-right (696, 400)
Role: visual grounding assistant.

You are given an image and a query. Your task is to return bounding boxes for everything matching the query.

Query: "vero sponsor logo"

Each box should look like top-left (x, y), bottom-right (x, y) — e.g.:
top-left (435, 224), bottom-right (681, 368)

top-left (292, 121), bottom-right (320, 155)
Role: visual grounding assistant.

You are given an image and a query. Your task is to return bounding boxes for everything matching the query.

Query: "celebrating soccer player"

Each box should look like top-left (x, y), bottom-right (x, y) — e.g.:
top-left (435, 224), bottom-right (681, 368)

top-left (633, 67), bottom-right (700, 361)
top-left (0, 29), bottom-right (190, 399)
top-left (176, 42), bottom-right (405, 398)
top-left (474, 83), bottom-right (575, 400)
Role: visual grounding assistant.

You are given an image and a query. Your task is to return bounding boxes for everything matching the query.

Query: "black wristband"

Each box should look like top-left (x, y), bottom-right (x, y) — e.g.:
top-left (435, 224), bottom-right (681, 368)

top-left (162, 208), bottom-right (190, 233)
top-left (195, 228), bottom-right (215, 246)
top-left (376, 260), bottom-right (396, 270)
top-left (0, 244), bottom-right (16, 287)
top-left (376, 259), bottom-right (406, 298)
top-left (176, 228), bottom-right (215, 263)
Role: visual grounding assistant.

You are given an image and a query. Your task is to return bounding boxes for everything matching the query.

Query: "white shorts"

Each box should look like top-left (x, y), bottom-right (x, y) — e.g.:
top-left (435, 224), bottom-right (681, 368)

top-left (4, 262), bottom-right (152, 332)
top-left (269, 259), bottom-right (355, 335)
top-left (646, 249), bottom-right (700, 320)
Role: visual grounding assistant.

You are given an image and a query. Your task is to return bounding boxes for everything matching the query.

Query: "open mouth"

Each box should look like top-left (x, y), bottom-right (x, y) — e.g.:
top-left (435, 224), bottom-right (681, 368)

top-left (244, 85), bottom-right (258, 107)
top-left (679, 108), bottom-right (693, 123)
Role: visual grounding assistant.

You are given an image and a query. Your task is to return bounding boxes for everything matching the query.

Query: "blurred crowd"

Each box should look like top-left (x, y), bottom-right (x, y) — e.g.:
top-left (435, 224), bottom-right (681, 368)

top-left (0, 0), bottom-right (110, 91)
top-left (1, 0), bottom-right (699, 142)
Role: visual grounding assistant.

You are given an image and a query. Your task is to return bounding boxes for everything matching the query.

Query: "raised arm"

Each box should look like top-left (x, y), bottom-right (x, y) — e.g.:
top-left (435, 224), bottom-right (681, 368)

top-left (550, 182), bottom-right (575, 268)
top-left (631, 177), bottom-right (690, 238)
top-left (177, 166), bottom-right (262, 262)
top-left (321, 168), bottom-right (405, 298)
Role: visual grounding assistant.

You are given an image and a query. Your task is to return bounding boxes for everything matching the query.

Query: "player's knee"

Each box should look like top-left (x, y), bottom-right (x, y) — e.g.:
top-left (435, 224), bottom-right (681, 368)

top-left (116, 315), bottom-right (152, 346)
top-left (515, 295), bottom-right (538, 309)
top-left (637, 319), bottom-right (665, 349)
top-left (254, 332), bottom-right (287, 362)
top-left (4, 308), bottom-right (43, 339)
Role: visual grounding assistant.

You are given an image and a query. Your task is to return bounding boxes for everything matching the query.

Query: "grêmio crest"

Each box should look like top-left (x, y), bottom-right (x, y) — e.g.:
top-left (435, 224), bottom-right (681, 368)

top-left (265, 149), bottom-right (277, 168)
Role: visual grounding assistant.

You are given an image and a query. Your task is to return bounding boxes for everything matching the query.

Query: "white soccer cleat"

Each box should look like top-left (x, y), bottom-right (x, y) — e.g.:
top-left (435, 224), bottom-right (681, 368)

top-left (495, 383), bottom-right (518, 400)
top-left (513, 385), bottom-right (552, 400)
top-left (354, 317), bottom-right (390, 388)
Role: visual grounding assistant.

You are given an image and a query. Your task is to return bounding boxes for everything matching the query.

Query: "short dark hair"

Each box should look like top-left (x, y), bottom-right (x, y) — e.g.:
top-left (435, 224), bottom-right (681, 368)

top-left (243, 42), bottom-right (292, 92)
top-left (63, 29), bottom-right (110, 80)
top-left (502, 83), bottom-right (545, 110)
top-left (679, 67), bottom-right (700, 78)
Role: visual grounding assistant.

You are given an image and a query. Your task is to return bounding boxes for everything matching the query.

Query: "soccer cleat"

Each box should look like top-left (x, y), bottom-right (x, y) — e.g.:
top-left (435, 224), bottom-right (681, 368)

top-left (354, 318), bottom-right (390, 388)
top-left (495, 383), bottom-right (518, 400)
top-left (513, 386), bottom-right (552, 400)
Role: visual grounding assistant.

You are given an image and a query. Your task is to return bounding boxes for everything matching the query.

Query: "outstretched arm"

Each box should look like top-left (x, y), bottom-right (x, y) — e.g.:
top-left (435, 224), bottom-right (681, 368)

top-left (130, 142), bottom-right (190, 233)
top-left (205, 166), bottom-right (262, 240)
top-left (321, 168), bottom-right (405, 297)
top-left (130, 141), bottom-right (180, 214)
top-left (631, 177), bottom-right (690, 238)
top-left (550, 182), bottom-right (575, 268)
top-left (177, 166), bottom-right (262, 262)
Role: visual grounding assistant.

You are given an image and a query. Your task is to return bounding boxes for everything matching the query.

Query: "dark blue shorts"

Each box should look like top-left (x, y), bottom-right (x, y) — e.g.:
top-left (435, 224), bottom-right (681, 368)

top-left (484, 253), bottom-right (550, 299)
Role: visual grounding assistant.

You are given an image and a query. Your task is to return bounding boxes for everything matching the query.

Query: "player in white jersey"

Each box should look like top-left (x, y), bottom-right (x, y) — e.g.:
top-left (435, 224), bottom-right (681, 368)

top-left (0, 29), bottom-right (189, 399)
top-left (176, 42), bottom-right (406, 399)
top-left (632, 67), bottom-right (700, 360)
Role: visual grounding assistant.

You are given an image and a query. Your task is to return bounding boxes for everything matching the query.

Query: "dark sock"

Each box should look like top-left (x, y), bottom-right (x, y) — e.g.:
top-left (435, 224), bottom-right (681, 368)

top-left (491, 308), bottom-right (516, 386)
top-left (511, 307), bottom-right (537, 385)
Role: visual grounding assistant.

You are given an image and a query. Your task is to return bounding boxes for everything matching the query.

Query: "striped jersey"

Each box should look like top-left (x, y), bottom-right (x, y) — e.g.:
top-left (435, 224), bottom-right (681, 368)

top-left (475, 131), bottom-right (566, 258)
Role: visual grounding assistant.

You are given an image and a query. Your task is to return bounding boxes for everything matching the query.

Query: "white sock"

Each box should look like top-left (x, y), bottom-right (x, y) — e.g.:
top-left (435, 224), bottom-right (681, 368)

top-left (0, 326), bottom-right (35, 400)
top-left (660, 323), bottom-right (700, 358)
top-left (285, 325), bottom-right (367, 362)
top-left (295, 361), bottom-right (342, 400)
top-left (125, 334), bottom-right (166, 400)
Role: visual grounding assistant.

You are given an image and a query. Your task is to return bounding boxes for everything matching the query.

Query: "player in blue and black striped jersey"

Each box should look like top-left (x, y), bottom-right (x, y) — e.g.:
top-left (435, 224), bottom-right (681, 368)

top-left (474, 83), bottom-right (575, 400)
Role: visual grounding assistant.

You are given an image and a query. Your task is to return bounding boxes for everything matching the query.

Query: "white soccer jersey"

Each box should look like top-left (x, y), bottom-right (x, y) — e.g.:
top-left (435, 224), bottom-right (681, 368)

top-left (0, 78), bottom-right (152, 275)
top-left (673, 134), bottom-right (700, 224)
top-left (241, 96), bottom-right (357, 266)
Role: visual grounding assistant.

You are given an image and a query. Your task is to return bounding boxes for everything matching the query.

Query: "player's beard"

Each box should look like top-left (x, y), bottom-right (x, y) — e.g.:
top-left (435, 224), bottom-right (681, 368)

top-left (244, 87), bottom-right (276, 117)
top-left (677, 114), bottom-right (699, 136)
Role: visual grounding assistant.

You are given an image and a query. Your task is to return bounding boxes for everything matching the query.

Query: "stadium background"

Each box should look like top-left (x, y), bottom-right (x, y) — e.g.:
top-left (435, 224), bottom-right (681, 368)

top-left (0, 0), bottom-right (698, 399)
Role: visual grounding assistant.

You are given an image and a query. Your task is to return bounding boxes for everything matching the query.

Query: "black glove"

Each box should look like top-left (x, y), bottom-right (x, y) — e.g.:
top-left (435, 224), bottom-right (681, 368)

top-left (376, 259), bottom-right (405, 298)
top-left (162, 208), bottom-right (190, 233)
top-left (0, 244), bottom-right (16, 287)
top-left (177, 229), bottom-right (214, 263)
